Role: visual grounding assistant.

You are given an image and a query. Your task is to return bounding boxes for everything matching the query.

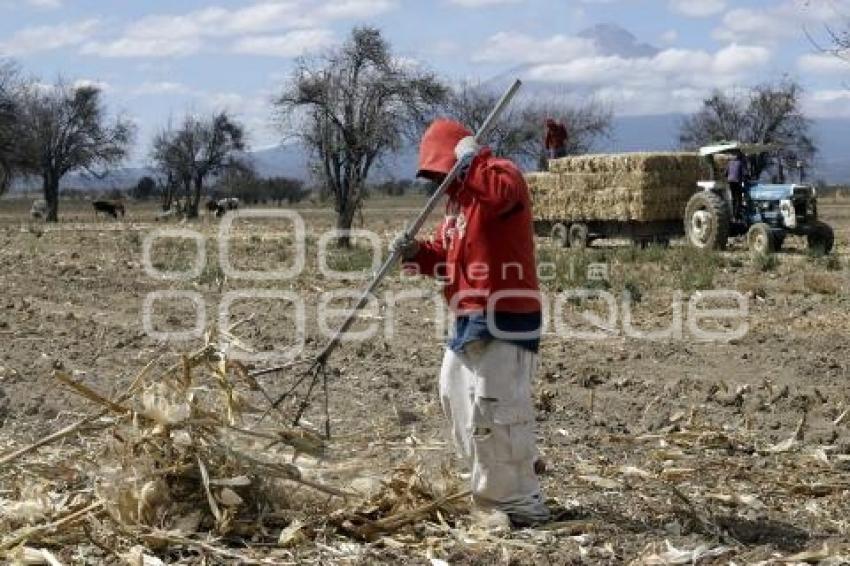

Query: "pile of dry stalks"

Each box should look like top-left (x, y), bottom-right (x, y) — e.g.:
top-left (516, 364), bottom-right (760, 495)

top-left (0, 339), bottom-right (469, 564)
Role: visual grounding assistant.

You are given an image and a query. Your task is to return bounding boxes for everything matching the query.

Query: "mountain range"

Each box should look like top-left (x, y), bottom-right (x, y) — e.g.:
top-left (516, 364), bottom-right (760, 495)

top-left (9, 114), bottom-right (844, 193)
top-left (236, 114), bottom-right (850, 185)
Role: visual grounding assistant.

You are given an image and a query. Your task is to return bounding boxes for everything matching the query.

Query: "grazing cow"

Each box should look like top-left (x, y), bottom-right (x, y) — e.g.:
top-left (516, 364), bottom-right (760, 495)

top-left (222, 197), bottom-right (240, 210)
top-left (30, 199), bottom-right (48, 219)
top-left (207, 197), bottom-right (240, 218)
top-left (93, 200), bottom-right (125, 219)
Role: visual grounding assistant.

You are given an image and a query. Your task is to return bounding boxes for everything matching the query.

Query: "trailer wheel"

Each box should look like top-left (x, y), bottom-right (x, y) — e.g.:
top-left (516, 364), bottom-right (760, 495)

top-left (551, 223), bottom-right (569, 248)
top-left (807, 221), bottom-right (834, 256)
top-left (684, 191), bottom-right (730, 251)
top-left (747, 223), bottom-right (776, 255)
top-left (569, 223), bottom-right (589, 249)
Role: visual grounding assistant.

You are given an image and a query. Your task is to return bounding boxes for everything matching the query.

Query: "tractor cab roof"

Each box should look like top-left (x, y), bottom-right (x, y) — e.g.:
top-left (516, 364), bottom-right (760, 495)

top-left (699, 142), bottom-right (780, 157)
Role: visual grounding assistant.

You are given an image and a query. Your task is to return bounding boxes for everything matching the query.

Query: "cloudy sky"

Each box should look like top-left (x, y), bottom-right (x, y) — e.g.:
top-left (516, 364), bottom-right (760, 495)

top-left (2, 0), bottom-right (849, 163)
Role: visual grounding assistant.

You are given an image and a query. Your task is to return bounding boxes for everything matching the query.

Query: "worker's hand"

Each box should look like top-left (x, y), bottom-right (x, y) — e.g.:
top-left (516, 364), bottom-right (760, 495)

top-left (390, 233), bottom-right (420, 260)
top-left (454, 136), bottom-right (480, 164)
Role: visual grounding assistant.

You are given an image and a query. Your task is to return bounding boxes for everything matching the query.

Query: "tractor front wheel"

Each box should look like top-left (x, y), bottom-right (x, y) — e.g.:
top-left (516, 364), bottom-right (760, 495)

top-left (807, 221), bottom-right (834, 256)
top-left (747, 223), bottom-right (776, 255)
top-left (684, 191), bottom-right (730, 251)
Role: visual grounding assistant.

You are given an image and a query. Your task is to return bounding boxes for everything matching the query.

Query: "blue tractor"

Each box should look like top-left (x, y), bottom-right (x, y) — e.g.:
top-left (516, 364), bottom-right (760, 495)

top-left (684, 142), bottom-right (834, 255)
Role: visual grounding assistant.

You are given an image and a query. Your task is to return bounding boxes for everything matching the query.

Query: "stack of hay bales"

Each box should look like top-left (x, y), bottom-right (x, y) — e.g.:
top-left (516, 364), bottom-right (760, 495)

top-left (527, 152), bottom-right (705, 223)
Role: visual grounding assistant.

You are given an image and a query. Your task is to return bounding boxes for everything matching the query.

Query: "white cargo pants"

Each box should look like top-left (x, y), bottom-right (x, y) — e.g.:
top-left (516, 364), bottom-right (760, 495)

top-left (439, 340), bottom-right (548, 520)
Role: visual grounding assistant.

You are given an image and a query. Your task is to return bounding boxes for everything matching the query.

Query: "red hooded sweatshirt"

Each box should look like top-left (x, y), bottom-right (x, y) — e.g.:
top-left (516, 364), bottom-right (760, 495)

top-left (545, 119), bottom-right (568, 150)
top-left (406, 119), bottom-right (540, 315)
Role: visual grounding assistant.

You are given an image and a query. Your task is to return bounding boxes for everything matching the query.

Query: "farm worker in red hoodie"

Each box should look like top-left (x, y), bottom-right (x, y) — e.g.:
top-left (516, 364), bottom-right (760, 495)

top-left (391, 119), bottom-right (549, 529)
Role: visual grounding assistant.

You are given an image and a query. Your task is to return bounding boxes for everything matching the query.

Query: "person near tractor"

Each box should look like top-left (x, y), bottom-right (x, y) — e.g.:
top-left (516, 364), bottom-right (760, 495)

top-left (727, 150), bottom-right (747, 218)
top-left (544, 118), bottom-right (568, 160)
top-left (391, 118), bottom-right (550, 529)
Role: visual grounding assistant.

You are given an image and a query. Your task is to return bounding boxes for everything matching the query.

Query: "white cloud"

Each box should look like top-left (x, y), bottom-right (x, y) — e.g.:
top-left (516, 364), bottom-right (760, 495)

top-left (660, 30), bottom-right (679, 44)
top-left (669, 0), bottom-right (725, 18)
top-left (125, 4), bottom-right (304, 41)
top-left (81, 0), bottom-right (396, 59)
top-left (81, 37), bottom-right (202, 58)
top-left (805, 89), bottom-right (850, 118)
top-left (518, 42), bottom-right (771, 115)
top-left (713, 1), bottom-right (850, 44)
top-left (798, 53), bottom-right (850, 75)
top-left (232, 29), bottom-right (335, 57)
top-left (313, 0), bottom-right (397, 19)
top-left (473, 32), bottom-right (597, 63)
top-left (448, 0), bottom-right (521, 6)
top-left (526, 44), bottom-right (770, 88)
top-left (712, 43), bottom-right (771, 74)
top-left (0, 19), bottom-right (98, 56)
top-left (472, 28), bottom-right (774, 114)
top-left (712, 8), bottom-right (787, 43)
top-left (26, 0), bottom-right (62, 8)
top-left (132, 81), bottom-right (192, 96)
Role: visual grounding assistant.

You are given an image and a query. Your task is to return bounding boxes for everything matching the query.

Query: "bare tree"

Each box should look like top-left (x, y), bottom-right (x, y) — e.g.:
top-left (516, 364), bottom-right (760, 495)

top-left (680, 80), bottom-right (816, 179)
top-left (0, 61), bottom-right (23, 195)
top-left (803, 1), bottom-right (850, 60)
top-left (151, 111), bottom-right (246, 218)
top-left (274, 27), bottom-right (446, 247)
top-left (444, 82), bottom-right (613, 170)
top-left (16, 80), bottom-right (133, 221)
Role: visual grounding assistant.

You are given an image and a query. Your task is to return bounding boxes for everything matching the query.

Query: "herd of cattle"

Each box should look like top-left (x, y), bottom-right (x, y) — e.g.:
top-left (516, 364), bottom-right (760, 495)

top-left (29, 197), bottom-right (240, 220)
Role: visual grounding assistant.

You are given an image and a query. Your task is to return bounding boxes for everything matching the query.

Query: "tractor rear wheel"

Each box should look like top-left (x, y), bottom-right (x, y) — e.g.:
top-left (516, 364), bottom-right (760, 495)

top-left (551, 223), bottom-right (569, 247)
top-left (684, 191), bottom-right (730, 251)
top-left (807, 221), bottom-right (834, 256)
top-left (747, 223), bottom-right (776, 255)
top-left (569, 223), bottom-right (589, 249)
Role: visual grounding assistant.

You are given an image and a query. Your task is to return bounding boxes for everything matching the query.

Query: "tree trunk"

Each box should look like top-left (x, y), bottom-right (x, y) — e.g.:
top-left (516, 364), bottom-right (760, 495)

top-left (188, 175), bottom-right (203, 219)
top-left (162, 183), bottom-right (174, 211)
top-left (43, 172), bottom-right (59, 223)
top-left (180, 177), bottom-right (192, 216)
top-left (335, 198), bottom-right (358, 248)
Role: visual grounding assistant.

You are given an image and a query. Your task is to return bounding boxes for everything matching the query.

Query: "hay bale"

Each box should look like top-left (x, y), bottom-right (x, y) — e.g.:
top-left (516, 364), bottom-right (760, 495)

top-left (532, 152), bottom-right (704, 222)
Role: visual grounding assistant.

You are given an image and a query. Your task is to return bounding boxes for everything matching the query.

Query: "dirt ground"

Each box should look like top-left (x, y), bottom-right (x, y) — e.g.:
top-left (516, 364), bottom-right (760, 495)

top-left (1, 196), bottom-right (850, 564)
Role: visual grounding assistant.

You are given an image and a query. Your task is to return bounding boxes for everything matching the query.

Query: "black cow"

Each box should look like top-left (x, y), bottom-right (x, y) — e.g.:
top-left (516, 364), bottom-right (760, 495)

top-left (206, 198), bottom-right (240, 218)
top-left (93, 200), bottom-right (126, 219)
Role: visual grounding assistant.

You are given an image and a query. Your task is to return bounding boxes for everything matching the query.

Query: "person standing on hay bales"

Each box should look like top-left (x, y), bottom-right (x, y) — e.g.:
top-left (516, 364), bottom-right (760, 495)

top-left (544, 118), bottom-right (568, 160)
top-left (391, 118), bottom-right (550, 529)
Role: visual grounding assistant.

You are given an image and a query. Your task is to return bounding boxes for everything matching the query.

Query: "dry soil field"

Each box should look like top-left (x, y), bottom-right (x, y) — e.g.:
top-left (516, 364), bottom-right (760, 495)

top-left (1, 196), bottom-right (850, 564)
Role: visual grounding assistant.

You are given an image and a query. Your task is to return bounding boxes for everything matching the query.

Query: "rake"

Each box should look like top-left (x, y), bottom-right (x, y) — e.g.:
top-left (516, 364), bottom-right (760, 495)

top-left (253, 79), bottom-right (523, 436)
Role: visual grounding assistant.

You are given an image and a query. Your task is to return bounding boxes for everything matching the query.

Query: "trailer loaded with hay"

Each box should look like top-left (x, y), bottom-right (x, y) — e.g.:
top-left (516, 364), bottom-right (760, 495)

top-left (527, 152), bottom-right (705, 248)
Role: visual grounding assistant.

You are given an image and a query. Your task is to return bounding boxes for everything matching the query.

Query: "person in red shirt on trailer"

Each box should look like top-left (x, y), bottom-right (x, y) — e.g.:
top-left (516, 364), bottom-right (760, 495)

top-left (544, 118), bottom-right (568, 160)
top-left (391, 119), bottom-right (549, 529)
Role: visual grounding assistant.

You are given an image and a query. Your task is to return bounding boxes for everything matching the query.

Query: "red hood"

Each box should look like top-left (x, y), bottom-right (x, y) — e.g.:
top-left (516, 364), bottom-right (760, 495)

top-left (417, 119), bottom-right (472, 178)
